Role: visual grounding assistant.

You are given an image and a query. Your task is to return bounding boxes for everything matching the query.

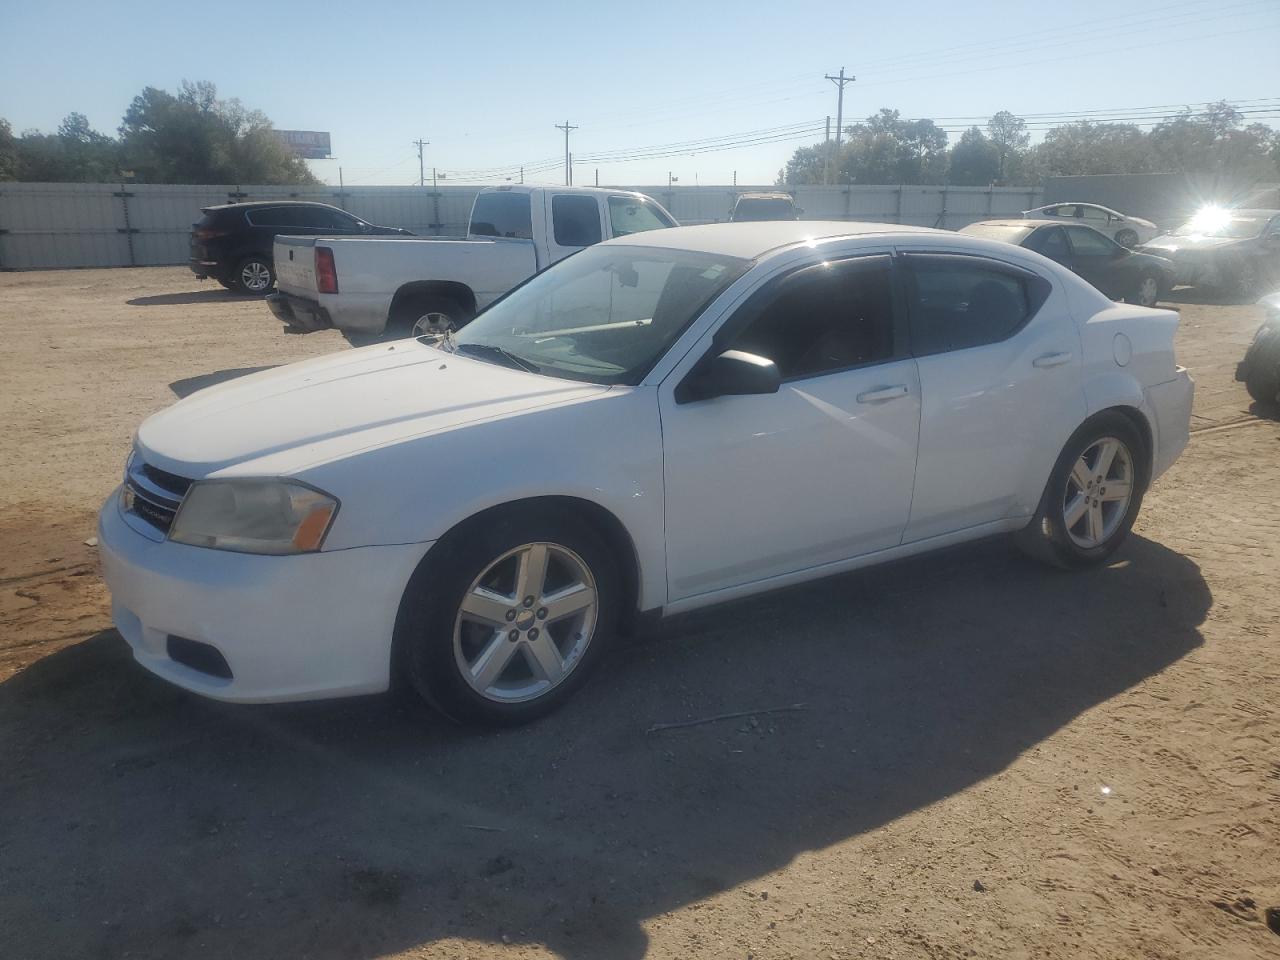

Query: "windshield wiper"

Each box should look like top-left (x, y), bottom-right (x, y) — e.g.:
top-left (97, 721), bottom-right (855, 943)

top-left (453, 342), bottom-right (541, 374)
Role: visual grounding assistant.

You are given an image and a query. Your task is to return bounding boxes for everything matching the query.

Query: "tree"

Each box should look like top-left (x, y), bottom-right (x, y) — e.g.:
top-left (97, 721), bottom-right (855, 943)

top-left (987, 111), bottom-right (1029, 183)
top-left (1034, 121), bottom-right (1151, 177)
top-left (948, 126), bottom-right (1000, 185)
top-left (0, 119), bottom-right (17, 181)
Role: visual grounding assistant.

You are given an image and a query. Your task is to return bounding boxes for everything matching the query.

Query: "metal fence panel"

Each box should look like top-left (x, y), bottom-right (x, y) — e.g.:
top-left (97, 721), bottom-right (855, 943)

top-left (0, 181), bottom-right (1044, 270)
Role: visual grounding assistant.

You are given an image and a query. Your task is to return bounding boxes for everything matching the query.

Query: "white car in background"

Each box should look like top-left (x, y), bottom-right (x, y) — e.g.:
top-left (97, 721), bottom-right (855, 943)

top-left (1023, 203), bottom-right (1159, 248)
top-left (99, 221), bottom-right (1193, 725)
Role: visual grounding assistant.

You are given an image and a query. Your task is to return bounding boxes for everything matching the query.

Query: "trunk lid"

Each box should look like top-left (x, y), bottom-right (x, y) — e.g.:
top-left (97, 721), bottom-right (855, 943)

top-left (274, 236), bottom-right (318, 297)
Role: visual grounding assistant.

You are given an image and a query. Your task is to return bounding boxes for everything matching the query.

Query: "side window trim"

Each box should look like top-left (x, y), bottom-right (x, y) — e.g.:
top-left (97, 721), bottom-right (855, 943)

top-left (899, 251), bottom-right (1052, 358)
top-left (709, 253), bottom-right (905, 385)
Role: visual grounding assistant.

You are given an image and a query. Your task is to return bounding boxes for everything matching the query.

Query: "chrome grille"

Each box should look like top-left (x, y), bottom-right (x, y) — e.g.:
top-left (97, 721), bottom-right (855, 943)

top-left (124, 454), bottom-right (191, 534)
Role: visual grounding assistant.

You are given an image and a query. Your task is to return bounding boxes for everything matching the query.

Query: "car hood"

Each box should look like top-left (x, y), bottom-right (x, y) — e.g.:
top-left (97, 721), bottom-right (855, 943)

top-left (135, 341), bottom-right (608, 478)
top-left (1142, 233), bottom-right (1248, 252)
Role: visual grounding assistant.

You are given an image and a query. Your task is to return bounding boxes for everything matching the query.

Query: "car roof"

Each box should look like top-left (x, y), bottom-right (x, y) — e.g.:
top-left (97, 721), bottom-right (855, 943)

top-left (203, 200), bottom-right (343, 212)
top-left (963, 219), bottom-right (1047, 229)
top-left (735, 192), bottom-right (795, 201)
top-left (479, 185), bottom-right (651, 199)
top-left (603, 220), bottom-right (946, 258)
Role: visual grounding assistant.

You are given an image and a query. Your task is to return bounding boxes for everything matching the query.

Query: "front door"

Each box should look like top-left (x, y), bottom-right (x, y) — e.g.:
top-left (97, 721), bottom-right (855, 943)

top-left (658, 254), bottom-right (921, 602)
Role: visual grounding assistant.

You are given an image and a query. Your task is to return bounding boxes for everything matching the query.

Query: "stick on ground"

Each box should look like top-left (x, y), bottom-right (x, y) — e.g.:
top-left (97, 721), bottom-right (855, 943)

top-left (646, 703), bottom-right (807, 734)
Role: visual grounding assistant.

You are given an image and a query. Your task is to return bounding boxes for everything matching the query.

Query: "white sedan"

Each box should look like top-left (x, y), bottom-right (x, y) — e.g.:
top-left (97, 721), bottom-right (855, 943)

top-left (100, 222), bottom-right (1194, 724)
top-left (1022, 203), bottom-right (1159, 248)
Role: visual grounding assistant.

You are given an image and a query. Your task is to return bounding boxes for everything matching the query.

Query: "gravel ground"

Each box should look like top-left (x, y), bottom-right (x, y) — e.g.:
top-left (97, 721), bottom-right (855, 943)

top-left (1, 267), bottom-right (1278, 960)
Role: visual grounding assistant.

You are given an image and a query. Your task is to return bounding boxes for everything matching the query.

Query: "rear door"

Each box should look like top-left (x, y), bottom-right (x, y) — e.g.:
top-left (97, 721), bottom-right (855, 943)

top-left (1063, 225), bottom-right (1125, 298)
top-left (545, 193), bottom-right (605, 264)
top-left (1024, 225), bottom-right (1071, 267)
top-left (901, 252), bottom-right (1085, 542)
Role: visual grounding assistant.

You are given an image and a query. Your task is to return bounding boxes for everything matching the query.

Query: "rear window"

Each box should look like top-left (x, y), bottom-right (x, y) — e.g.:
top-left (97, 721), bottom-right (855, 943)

top-left (959, 223), bottom-right (1034, 244)
top-left (732, 198), bottom-right (795, 221)
top-left (905, 255), bottom-right (1046, 356)
top-left (470, 192), bottom-right (533, 239)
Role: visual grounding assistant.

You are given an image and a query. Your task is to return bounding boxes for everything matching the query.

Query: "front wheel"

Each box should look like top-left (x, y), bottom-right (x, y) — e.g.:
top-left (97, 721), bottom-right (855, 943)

top-left (1243, 330), bottom-right (1280, 406)
top-left (1115, 229), bottom-right (1139, 248)
top-left (1131, 273), bottom-right (1161, 307)
top-left (1015, 413), bottom-right (1148, 569)
top-left (397, 507), bottom-right (620, 725)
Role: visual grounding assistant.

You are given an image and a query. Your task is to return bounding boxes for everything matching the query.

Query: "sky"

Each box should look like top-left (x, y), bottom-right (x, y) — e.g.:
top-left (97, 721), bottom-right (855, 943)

top-left (1, 0), bottom-right (1278, 188)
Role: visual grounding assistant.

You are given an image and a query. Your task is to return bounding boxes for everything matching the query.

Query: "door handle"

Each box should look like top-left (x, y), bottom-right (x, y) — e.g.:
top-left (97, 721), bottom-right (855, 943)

top-left (856, 384), bottom-right (909, 404)
top-left (1033, 351), bottom-right (1073, 368)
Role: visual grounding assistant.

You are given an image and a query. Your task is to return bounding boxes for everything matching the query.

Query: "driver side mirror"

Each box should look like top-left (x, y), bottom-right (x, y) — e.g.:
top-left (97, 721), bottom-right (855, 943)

top-left (676, 349), bottom-right (781, 404)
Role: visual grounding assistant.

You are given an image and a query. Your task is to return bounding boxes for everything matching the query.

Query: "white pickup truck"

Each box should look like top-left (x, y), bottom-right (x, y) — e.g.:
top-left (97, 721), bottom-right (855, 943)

top-left (268, 185), bottom-right (677, 342)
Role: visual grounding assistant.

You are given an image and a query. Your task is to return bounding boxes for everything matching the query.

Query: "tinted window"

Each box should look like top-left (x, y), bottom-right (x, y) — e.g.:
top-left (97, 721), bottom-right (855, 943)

top-left (307, 207), bottom-right (359, 231)
top-left (246, 206), bottom-right (309, 228)
top-left (1027, 226), bottom-right (1070, 263)
top-left (727, 257), bottom-right (896, 379)
top-left (608, 196), bottom-right (674, 236)
top-left (906, 256), bottom-right (1036, 356)
top-left (552, 195), bottom-right (603, 247)
top-left (732, 198), bottom-right (796, 221)
top-left (469, 192), bottom-right (533, 239)
top-left (1065, 226), bottom-right (1117, 256)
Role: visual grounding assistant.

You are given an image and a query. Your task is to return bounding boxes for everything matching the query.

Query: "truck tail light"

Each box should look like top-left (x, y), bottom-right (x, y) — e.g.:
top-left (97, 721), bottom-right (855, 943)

top-left (315, 247), bottom-right (339, 294)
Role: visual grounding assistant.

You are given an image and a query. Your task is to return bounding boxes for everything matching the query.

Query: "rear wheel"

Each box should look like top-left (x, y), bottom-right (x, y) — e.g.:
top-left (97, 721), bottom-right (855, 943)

top-left (1230, 259), bottom-right (1260, 302)
top-left (1016, 413), bottom-right (1148, 569)
top-left (386, 294), bottom-right (472, 340)
top-left (1116, 229), bottom-right (1139, 248)
top-left (397, 507), bottom-right (620, 725)
top-left (232, 256), bottom-right (274, 295)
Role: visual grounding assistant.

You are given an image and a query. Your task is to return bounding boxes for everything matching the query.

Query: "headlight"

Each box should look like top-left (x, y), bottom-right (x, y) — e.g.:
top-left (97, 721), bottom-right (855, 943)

top-left (169, 479), bottom-right (338, 555)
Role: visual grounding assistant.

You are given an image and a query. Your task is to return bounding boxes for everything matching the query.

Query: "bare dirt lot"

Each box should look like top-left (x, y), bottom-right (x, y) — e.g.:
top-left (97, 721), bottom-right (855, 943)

top-left (1, 267), bottom-right (1278, 960)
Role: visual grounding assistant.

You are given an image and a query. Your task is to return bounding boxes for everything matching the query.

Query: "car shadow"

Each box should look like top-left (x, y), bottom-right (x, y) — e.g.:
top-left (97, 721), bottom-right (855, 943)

top-left (0, 535), bottom-right (1209, 959)
top-left (169, 367), bottom-right (278, 398)
top-left (1162, 286), bottom-right (1243, 307)
top-left (128, 290), bottom-right (264, 306)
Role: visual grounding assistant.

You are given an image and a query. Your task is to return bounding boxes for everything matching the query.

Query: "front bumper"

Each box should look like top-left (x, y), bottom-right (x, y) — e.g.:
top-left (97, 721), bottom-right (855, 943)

top-left (98, 490), bottom-right (429, 703)
top-left (266, 292), bottom-right (333, 333)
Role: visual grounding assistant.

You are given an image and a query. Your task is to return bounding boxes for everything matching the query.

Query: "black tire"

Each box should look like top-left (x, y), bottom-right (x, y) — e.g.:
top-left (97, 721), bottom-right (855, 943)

top-left (1243, 331), bottom-right (1280, 405)
top-left (1116, 229), bottom-right (1139, 248)
top-left (231, 255), bottom-right (274, 295)
top-left (1128, 272), bottom-right (1162, 307)
top-left (395, 505), bottom-right (620, 726)
top-left (1015, 412), bottom-right (1149, 570)
top-left (386, 293), bottom-right (472, 340)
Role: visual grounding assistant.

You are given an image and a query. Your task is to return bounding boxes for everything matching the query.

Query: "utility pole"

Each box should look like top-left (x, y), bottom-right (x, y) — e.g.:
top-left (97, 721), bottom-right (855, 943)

top-left (824, 68), bottom-right (855, 178)
top-left (413, 138), bottom-right (428, 187)
top-left (824, 116), bottom-right (831, 185)
top-left (668, 171), bottom-right (678, 189)
top-left (519, 165), bottom-right (524, 184)
top-left (555, 122), bottom-right (578, 186)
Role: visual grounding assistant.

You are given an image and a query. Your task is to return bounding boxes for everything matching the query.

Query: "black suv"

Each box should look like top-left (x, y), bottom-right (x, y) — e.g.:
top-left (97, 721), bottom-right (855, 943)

top-left (189, 201), bottom-right (410, 294)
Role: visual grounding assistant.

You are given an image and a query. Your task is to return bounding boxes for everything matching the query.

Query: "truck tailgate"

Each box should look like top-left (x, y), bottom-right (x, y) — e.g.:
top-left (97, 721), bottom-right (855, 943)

top-left (274, 236), bottom-right (317, 297)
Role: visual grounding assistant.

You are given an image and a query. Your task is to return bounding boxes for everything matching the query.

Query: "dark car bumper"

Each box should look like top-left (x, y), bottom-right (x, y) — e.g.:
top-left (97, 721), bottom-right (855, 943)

top-left (266, 292), bottom-right (332, 333)
top-left (188, 257), bottom-right (223, 280)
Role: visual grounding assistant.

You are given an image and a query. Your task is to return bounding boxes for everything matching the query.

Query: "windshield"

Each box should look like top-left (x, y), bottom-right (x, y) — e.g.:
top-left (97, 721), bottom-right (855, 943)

top-left (450, 245), bottom-right (751, 385)
top-left (733, 198), bottom-right (795, 221)
top-left (1172, 215), bottom-right (1268, 239)
top-left (960, 224), bottom-right (1034, 244)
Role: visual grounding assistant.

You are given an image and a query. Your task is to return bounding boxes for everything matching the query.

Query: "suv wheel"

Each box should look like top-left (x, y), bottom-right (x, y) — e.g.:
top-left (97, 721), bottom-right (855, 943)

top-left (233, 256), bottom-right (274, 295)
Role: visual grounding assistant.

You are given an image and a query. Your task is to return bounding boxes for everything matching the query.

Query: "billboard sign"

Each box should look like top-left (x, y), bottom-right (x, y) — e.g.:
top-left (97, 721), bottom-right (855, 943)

top-left (274, 130), bottom-right (332, 160)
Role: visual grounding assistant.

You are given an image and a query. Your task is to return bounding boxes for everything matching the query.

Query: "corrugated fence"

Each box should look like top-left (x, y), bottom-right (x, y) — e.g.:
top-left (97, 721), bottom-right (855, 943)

top-left (0, 182), bottom-right (1043, 270)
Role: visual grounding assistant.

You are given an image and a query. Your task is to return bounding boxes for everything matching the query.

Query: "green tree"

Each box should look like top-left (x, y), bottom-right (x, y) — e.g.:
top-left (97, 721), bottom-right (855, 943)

top-left (119, 80), bottom-right (317, 184)
top-left (986, 111), bottom-right (1029, 183)
top-left (948, 126), bottom-right (1000, 185)
top-left (0, 118), bottom-right (17, 180)
top-left (1033, 121), bottom-right (1151, 177)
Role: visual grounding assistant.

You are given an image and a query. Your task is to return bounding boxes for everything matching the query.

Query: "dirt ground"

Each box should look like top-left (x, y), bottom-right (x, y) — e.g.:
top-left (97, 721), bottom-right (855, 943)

top-left (1, 267), bottom-right (1278, 960)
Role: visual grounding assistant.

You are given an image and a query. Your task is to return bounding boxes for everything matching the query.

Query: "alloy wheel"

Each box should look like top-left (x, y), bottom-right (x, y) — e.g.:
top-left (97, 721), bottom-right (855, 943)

top-left (1062, 437), bottom-right (1134, 548)
top-left (412, 311), bottom-right (455, 337)
top-left (453, 542), bottom-right (598, 703)
top-left (240, 261), bottom-right (272, 292)
top-left (1136, 276), bottom-right (1160, 307)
